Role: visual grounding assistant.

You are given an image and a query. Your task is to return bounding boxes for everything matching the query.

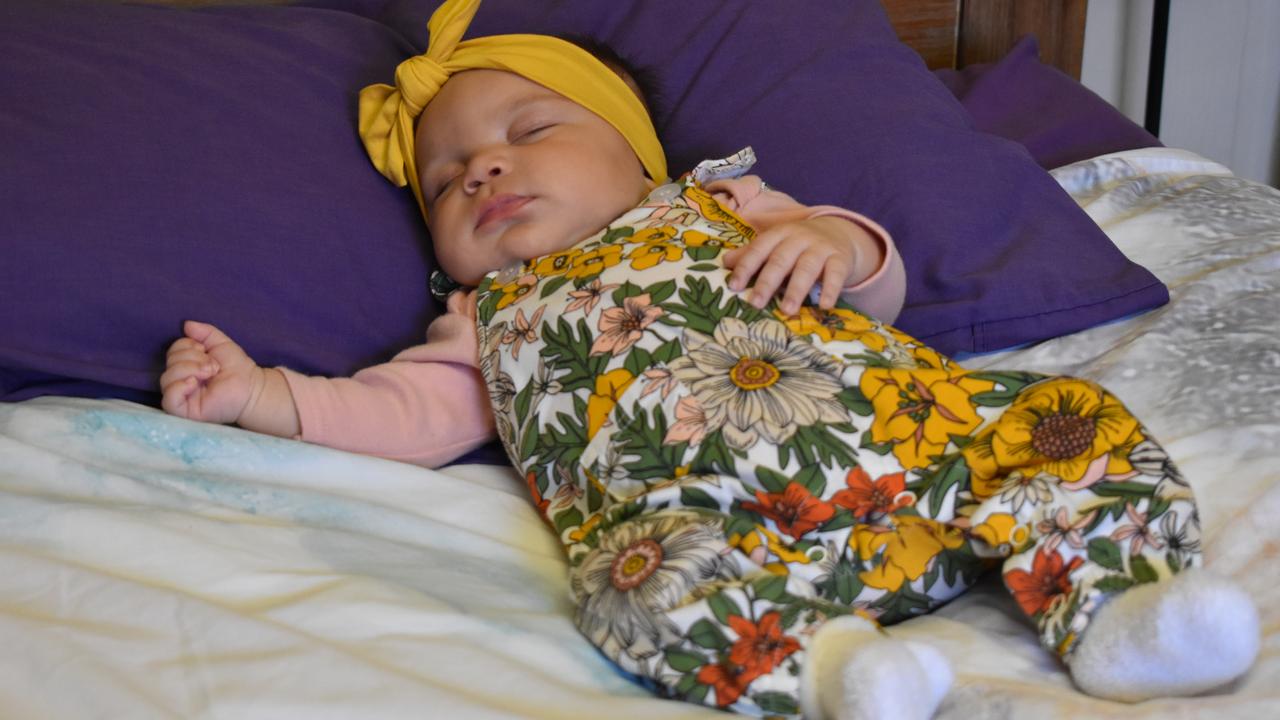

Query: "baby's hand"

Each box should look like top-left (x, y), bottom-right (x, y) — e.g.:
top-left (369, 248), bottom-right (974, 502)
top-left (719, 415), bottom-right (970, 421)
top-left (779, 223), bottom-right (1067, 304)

top-left (160, 320), bottom-right (262, 424)
top-left (723, 216), bottom-right (874, 315)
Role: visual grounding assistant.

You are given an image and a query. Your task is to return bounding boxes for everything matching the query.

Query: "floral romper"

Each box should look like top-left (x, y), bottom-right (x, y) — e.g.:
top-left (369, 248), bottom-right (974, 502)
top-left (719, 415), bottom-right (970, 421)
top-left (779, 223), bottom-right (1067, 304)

top-left (473, 153), bottom-right (1201, 718)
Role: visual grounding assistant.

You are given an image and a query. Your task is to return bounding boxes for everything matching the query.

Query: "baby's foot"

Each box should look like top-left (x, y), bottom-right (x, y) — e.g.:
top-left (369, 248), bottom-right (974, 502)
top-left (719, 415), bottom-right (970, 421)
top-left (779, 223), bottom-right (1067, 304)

top-left (1069, 567), bottom-right (1260, 702)
top-left (800, 615), bottom-right (952, 720)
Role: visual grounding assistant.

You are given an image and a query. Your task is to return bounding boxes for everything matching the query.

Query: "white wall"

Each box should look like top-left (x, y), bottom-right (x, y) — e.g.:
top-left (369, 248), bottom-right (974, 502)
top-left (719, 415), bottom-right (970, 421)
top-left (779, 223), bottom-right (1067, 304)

top-left (1081, 0), bottom-right (1280, 187)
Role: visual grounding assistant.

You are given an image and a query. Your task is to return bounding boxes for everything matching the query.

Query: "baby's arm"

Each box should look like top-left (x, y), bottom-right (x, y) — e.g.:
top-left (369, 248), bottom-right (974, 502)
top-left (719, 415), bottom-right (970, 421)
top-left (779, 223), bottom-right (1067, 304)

top-left (160, 320), bottom-right (301, 437)
top-left (709, 176), bottom-right (907, 323)
top-left (160, 292), bottom-right (494, 468)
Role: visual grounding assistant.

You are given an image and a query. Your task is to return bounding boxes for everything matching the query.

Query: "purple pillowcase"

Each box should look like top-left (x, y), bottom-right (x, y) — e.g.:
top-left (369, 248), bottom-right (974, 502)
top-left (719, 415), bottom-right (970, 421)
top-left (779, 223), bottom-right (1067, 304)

top-left (1, 0), bottom-right (436, 403)
top-left (1, 0), bottom-right (1168, 415)
top-left (934, 36), bottom-right (1162, 170)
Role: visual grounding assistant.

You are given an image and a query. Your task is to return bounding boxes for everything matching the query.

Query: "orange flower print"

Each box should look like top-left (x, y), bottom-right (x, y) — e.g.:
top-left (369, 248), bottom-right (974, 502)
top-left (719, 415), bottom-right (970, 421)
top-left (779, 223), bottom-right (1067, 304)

top-left (1005, 547), bottom-right (1085, 617)
top-left (726, 611), bottom-right (800, 682)
top-left (525, 471), bottom-right (549, 517)
top-left (740, 482), bottom-right (835, 539)
top-left (590, 293), bottom-right (664, 357)
top-left (697, 662), bottom-right (753, 707)
top-left (831, 467), bottom-right (915, 518)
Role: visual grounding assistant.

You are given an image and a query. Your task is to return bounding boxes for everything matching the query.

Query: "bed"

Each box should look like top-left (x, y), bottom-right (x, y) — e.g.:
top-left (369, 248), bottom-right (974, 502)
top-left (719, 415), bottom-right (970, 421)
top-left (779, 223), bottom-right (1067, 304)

top-left (2, 1), bottom-right (1278, 718)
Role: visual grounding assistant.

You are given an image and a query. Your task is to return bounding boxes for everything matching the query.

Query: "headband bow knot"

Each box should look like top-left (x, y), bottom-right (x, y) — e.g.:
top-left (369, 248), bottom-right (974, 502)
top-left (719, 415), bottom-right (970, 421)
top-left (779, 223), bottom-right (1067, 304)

top-left (357, 0), bottom-right (667, 219)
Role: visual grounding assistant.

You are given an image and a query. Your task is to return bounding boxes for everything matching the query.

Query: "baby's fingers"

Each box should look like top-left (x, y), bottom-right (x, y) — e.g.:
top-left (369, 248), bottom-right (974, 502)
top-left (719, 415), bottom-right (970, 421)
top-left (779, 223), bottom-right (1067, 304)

top-left (724, 232), bottom-right (782, 292)
top-left (777, 249), bottom-right (830, 315)
top-left (816, 256), bottom-right (852, 309)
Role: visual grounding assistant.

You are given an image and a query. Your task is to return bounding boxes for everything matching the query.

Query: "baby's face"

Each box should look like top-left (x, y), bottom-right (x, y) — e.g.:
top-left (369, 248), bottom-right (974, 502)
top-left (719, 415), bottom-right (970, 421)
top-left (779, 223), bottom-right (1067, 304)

top-left (416, 69), bottom-right (653, 286)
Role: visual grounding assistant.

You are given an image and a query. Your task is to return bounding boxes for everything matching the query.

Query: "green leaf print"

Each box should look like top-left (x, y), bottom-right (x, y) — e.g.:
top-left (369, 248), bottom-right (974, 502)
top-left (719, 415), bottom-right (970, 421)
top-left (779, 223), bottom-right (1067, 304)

top-left (553, 506), bottom-right (583, 534)
top-left (614, 406), bottom-right (688, 481)
top-left (751, 574), bottom-right (791, 603)
top-left (680, 486), bottom-right (722, 510)
top-left (1091, 481), bottom-right (1158, 500)
top-left (622, 347), bottom-right (654, 378)
top-left (1129, 554), bottom-right (1160, 584)
top-left (535, 274), bottom-right (568, 300)
top-left (686, 246), bottom-right (721, 262)
top-left (821, 507), bottom-right (856, 534)
top-left (793, 464), bottom-right (828, 497)
top-left (967, 371), bottom-right (1050, 406)
top-left (922, 456), bottom-right (970, 518)
top-left (664, 647), bottom-right (708, 672)
top-left (690, 431), bottom-right (740, 476)
top-left (644, 279), bottom-right (677, 304)
top-left (534, 411), bottom-right (588, 469)
top-left (753, 692), bottom-right (800, 715)
top-left (687, 263), bottom-right (720, 272)
top-left (1087, 537), bottom-right (1125, 572)
top-left (540, 317), bottom-right (608, 393)
top-left (512, 382), bottom-right (534, 427)
top-left (837, 385), bottom-right (874, 416)
top-left (611, 280), bottom-right (646, 305)
top-left (652, 338), bottom-right (683, 364)
top-left (940, 542), bottom-right (987, 588)
top-left (821, 558), bottom-right (865, 605)
top-left (708, 592), bottom-right (743, 624)
top-left (601, 225), bottom-right (635, 244)
top-left (663, 275), bottom-right (727, 335)
top-left (1094, 574), bottom-right (1138, 593)
top-left (754, 466), bottom-right (790, 494)
top-left (870, 582), bottom-right (935, 624)
top-left (776, 423), bottom-right (858, 470)
top-left (857, 431), bottom-right (894, 457)
top-left (688, 618), bottom-right (730, 650)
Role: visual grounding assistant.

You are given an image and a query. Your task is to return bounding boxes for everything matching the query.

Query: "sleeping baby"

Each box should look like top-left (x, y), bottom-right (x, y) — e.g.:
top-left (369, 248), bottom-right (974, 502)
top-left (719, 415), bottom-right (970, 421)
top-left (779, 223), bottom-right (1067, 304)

top-left (159, 1), bottom-right (1260, 717)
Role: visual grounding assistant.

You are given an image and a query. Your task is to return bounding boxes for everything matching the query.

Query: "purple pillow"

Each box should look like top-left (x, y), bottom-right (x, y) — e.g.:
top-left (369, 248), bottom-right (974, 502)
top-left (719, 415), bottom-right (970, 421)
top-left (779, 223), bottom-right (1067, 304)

top-left (935, 36), bottom-right (1162, 170)
top-left (380, 0), bottom-right (1168, 354)
top-left (1, 0), bottom-right (435, 403)
top-left (1, 0), bottom-right (1169, 415)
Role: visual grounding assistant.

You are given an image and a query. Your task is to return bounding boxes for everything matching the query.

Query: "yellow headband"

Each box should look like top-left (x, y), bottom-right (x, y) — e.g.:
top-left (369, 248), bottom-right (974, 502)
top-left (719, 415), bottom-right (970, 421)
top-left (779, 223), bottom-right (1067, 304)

top-left (357, 0), bottom-right (667, 218)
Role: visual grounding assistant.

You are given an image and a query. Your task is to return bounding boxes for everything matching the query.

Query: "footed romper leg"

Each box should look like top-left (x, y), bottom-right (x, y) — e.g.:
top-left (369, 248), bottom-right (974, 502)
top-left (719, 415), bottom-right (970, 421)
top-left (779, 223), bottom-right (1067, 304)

top-left (958, 377), bottom-right (1259, 699)
top-left (568, 505), bottom-right (957, 719)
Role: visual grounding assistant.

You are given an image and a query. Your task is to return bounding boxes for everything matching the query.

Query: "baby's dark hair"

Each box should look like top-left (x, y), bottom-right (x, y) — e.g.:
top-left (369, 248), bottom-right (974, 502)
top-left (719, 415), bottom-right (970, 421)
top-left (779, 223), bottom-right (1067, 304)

top-left (556, 34), bottom-right (661, 118)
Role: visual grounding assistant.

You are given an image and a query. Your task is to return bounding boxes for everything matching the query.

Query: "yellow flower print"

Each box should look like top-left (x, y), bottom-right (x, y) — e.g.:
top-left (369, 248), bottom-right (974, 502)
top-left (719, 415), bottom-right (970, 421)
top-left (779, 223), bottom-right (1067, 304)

top-left (969, 512), bottom-right (1030, 552)
top-left (494, 273), bottom-right (538, 309)
top-left (852, 515), bottom-right (965, 591)
top-left (567, 513), bottom-right (603, 543)
top-left (987, 378), bottom-right (1140, 482)
top-left (960, 434), bottom-right (1005, 500)
top-left (565, 244), bottom-right (623, 281)
top-left (777, 306), bottom-right (874, 343)
top-left (860, 368), bottom-right (994, 471)
top-left (585, 368), bottom-right (636, 440)
top-left (730, 525), bottom-right (812, 567)
top-left (532, 248), bottom-right (582, 278)
top-left (681, 229), bottom-right (741, 250)
top-left (627, 238), bottom-right (685, 270)
top-left (630, 226), bottom-right (678, 245)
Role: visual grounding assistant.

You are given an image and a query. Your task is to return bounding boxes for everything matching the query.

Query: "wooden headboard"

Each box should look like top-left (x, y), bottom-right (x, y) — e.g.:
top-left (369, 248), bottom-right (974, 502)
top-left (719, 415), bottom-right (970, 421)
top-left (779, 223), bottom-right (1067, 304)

top-left (881, 0), bottom-right (1088, 79)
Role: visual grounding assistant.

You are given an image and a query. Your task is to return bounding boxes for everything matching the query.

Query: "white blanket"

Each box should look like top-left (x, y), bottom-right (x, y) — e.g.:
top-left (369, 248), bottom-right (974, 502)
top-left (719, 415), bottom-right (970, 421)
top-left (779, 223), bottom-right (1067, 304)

top-left (2, 148), bottom-right (1278, 718)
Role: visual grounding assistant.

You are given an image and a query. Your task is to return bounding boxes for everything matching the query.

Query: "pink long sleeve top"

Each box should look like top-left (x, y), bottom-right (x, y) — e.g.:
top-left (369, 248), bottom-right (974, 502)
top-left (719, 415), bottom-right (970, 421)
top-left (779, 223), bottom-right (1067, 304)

top-left (279, 176), bottom-right (907, 468)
